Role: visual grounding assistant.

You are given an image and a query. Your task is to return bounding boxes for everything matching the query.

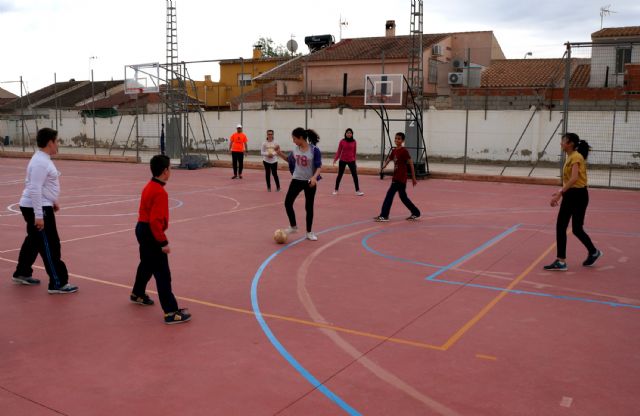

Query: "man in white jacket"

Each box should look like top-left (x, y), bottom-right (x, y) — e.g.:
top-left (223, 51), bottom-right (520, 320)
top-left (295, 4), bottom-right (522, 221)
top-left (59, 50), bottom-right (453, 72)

top-left (12, 128), bottom-right (78, 294)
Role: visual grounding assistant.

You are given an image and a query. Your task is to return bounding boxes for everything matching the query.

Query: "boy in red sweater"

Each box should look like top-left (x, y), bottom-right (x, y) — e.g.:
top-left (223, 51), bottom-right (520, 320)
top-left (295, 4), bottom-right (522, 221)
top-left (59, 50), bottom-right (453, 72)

top-left (374, 132), bottom-right (421, 222)
top-left (130, 155), bottom-right (191, 324)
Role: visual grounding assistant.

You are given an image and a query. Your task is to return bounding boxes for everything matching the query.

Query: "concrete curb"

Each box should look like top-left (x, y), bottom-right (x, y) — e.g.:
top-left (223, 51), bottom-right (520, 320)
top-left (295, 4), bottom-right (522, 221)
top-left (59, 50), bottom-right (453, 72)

top-left (210, 160), bottom-right (560, 186)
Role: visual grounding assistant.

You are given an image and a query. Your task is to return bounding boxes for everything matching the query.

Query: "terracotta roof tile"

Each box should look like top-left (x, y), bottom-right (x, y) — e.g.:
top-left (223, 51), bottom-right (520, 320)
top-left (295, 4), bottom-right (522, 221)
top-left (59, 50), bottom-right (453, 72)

top-left (481, 58), bottom-right (589, 88)
top-left (0, 86), bottom-right (16, 99)
top-left (38, 81), bottom-right (123, 108)
top-left (591, 26), bottom-right (640, 39)
top-left (307, 34), bottom-right (449, 62)
top-left (0, 80), bottom-right (84, 110)
top-left (254, 55), bottom-right (304, 82)
top-left (569, 64), bottom-right (590, 87)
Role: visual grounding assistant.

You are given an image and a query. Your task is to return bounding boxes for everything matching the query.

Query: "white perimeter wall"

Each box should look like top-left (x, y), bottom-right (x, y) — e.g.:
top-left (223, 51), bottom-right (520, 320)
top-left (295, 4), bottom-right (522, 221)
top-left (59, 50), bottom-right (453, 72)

top-left (1, 108), bottom-right (637, 164)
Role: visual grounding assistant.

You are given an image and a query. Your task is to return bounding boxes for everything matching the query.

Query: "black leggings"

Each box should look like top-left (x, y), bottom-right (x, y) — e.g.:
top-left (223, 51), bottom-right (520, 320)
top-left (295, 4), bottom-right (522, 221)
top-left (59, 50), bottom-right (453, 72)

top-left (335, 160), bottom-right (360, 191)
top-left (556, 187), bottom-right (596, 259)
top-left (231, 151), bottom-right (244, 176)
top-left (263, 161), bottom-right (280, 190)
top-left (285, 179), bottom-right (317, 232)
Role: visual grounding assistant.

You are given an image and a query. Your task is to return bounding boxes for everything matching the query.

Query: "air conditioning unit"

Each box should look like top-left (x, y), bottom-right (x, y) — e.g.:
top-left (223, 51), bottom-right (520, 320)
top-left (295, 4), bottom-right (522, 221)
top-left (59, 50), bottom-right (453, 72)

top-left (448, 72), bottom-right (465, 85)
top-left (452, 58), bottom-right (464, 69)
top-left (432, 44), bottom-right (443, 56)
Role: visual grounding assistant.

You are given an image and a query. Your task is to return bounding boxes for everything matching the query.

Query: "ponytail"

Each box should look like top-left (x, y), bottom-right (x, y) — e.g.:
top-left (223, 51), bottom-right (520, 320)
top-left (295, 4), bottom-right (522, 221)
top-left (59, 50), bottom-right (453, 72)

top-left (562, 132), bottom-right (590, 160)
top-left (291, 127), bottom-right (320, 146)
top-left (576, 139), bottom-right (590, 160)
top-left (306, 129), bottom-right (320, 146)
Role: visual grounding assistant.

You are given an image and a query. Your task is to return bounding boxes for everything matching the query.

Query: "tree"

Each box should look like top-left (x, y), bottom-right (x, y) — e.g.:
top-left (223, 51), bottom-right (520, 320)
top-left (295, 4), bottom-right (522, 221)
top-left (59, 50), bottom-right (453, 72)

top-left (254, 37), bottom-right (294, 57)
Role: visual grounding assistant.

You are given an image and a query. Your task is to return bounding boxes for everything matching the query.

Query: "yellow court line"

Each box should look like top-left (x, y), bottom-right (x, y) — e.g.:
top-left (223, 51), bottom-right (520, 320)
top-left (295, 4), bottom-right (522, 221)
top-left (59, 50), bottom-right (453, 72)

top-left (440, 242), bottom-right (557, 350)
top-left (475, 354), bottom-right (498, 361)
top-left (0, 256), bottom-right (443, 352)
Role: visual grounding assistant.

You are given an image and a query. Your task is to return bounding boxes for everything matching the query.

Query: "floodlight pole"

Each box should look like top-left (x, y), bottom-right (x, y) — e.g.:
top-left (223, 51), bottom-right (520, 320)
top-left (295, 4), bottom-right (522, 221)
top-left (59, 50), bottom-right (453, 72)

top-left (20, 76), bottom-right (25, 152)
top-left (240, 57), bottom-right (244, 126)
top-left (91, 69), bottom-right (96, 155)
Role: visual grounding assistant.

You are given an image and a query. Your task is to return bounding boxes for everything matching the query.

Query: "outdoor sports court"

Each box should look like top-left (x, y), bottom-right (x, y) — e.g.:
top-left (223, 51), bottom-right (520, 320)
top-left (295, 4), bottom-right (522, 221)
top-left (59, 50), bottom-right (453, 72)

top-left (1, 157), bottom-right (639, 415)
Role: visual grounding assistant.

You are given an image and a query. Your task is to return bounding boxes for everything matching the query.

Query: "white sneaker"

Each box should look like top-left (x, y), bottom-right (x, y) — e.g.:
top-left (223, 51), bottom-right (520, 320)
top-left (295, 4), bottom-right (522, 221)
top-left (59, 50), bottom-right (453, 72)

top-left (355, 191), bottom-right (364, 196)
top-left (285, 226), bottom-right (298, 234)
top-left (306, 232), bottom-right (318, 241)
top-left (332, 190), bottom-right (338, 195)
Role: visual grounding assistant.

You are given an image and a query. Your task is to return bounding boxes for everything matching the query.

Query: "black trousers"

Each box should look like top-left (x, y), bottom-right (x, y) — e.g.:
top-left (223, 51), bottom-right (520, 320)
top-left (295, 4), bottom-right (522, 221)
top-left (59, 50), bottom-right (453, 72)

top-left (263, 161), bottom-right (280, 190)
top-left (285, 179), bottom-right (317, 232)
top-left (132, 222), bottom-right (179, 313)
top-left (334, 160), bottom-right (360, 191)
top-left (231, 151), bottom-right (244, 176)
top-left (379, 181), bottom-right (420, 218)
top-left (14, 206), bottom-right (69, 290)
top-left (556, 187), bottom-right (596, 259)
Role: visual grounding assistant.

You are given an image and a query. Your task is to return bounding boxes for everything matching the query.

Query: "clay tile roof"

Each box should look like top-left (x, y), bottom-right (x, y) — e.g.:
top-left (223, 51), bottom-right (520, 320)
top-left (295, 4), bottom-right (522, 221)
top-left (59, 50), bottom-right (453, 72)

top-left (307, 34), bottom-right (450, 62)
top-left (569, 64), bottom-right (590, 88)
top-left (254, 55), bottom-right (305, 82)
top-left (592, 26), bottom-right (640, 39)
top-left (481, 58), bottom-right (589, 88)
top-left (38, 80), bottom-right (123, 108)
top-left (0, 86), bottom-right (16, 99)
top-left (0, 80), bottom-right (84, 110)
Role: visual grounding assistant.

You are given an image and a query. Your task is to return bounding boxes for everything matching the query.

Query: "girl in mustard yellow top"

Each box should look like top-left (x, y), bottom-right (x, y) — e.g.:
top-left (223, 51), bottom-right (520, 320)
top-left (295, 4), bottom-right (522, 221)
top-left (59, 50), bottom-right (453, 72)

top-left (544, 133), bottom-right (602, 271)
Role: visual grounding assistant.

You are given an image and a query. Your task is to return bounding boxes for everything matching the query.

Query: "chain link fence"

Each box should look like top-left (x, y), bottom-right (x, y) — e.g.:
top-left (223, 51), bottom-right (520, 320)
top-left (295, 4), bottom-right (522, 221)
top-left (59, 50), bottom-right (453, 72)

top-left (564, 42), bottom-right (640, 189)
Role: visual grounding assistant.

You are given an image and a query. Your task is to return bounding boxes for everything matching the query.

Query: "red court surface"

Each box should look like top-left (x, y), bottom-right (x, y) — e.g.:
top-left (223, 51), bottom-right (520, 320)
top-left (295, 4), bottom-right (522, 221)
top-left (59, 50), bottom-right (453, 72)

top-left (1, 157), bottom-right (639, 415)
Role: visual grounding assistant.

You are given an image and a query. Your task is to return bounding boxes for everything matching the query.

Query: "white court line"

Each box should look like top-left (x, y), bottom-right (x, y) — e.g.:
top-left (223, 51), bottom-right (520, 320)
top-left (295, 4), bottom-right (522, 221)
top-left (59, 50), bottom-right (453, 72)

top-left (0, 199), bottom-right (278, 254)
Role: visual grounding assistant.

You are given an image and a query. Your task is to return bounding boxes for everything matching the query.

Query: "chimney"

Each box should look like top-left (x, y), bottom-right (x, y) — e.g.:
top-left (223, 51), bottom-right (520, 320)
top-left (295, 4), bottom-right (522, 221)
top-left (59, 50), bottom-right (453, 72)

top-left (385, 20), bottom-right (396, 37)
top-left (253, 47), bottom-right (262, 59)
top-left (204, 75), bottom-right (212, 84)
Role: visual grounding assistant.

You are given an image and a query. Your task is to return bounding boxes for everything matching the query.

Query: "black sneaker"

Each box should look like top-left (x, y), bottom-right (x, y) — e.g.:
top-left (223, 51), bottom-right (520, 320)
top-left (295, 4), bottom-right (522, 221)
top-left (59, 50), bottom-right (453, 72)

top-left (130, 293), bottom-right (155, 306)
top-left (406, 215), bottom-right (420, 221)
top-left (583, 250), bottom-right (603, 267)
top-left (543, 260), bottom-right (567, 271)
top-left (164, 308), bottom-right (192, 325)
top-left (231, 175), bottom-right (238, 179)
top-left (48, 283), bottom-right (79, 294)
top-left (374, 216), bottom-right (389, 222)
top-left (12, 275), bottom-right (41, 285)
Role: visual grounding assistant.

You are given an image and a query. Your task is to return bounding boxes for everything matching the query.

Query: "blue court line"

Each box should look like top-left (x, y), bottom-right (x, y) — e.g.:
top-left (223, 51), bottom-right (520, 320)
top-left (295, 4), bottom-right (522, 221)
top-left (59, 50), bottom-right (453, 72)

top-left (426, 279), bottom-right (640, 309)
top-left (425, 224), bottom-right (522, 281)
top-left (360, 225), bottom-right (640, 310)
top-left (251, 220), bottom-right (373, 416)
top-left (362, 230), bottom-right (441, 269)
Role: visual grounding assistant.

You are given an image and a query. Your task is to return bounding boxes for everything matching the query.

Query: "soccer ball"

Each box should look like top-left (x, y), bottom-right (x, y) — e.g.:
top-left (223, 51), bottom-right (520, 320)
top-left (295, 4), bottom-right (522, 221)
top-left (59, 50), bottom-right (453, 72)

top-left (273, 229), bottom-right (288, 244)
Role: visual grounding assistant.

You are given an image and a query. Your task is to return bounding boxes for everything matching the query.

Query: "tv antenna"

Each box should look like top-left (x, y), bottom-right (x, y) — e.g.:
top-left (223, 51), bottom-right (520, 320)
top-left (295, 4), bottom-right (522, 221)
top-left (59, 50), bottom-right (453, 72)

top-left (286, 34), bottom-right (298, 54)
top-left (339, 15), bottom-right (348, 41)
top-left (599, 5), bottom-right (616, 29)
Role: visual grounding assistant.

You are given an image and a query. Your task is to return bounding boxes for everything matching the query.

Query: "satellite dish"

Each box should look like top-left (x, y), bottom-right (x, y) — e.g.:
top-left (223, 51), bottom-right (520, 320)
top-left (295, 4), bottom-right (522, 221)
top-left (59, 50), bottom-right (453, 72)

top-left (286, 39), bottom-right (298, 53)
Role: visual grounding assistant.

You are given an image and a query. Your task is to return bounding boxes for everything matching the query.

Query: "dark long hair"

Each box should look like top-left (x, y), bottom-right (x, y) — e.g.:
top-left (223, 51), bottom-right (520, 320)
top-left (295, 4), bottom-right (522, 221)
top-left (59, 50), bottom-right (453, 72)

top-left (562, 132), bottom-right (590, 160)
top-left (292, 127), bottom-right (320, 146)
top-left (344, 128), bottom-right (354, 142)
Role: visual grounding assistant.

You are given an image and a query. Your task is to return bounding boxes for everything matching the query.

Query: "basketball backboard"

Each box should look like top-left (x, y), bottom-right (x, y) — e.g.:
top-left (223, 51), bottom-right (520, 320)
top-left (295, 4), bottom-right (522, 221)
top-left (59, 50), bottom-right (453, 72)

top-left (124, 63), bottom-right (160, 95)
top-left (364, 74), bottom-right (403, 106)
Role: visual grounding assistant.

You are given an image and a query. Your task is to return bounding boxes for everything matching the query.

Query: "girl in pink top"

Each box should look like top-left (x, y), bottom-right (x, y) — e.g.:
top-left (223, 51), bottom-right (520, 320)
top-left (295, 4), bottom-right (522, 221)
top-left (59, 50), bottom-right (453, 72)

top-left (332, 128), bottom-right (363, 196)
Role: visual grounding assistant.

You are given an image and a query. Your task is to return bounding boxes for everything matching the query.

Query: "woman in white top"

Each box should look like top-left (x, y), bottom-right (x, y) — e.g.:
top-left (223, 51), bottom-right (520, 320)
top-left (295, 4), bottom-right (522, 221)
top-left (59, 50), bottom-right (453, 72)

top-left (260, 129), bottom-right (280, 192)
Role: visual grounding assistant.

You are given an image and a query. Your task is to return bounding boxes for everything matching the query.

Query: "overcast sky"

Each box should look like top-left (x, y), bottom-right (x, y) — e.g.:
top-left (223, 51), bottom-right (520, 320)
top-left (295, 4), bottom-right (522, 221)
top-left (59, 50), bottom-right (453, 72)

top-left (1, 0), bottom-right (639, 95)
